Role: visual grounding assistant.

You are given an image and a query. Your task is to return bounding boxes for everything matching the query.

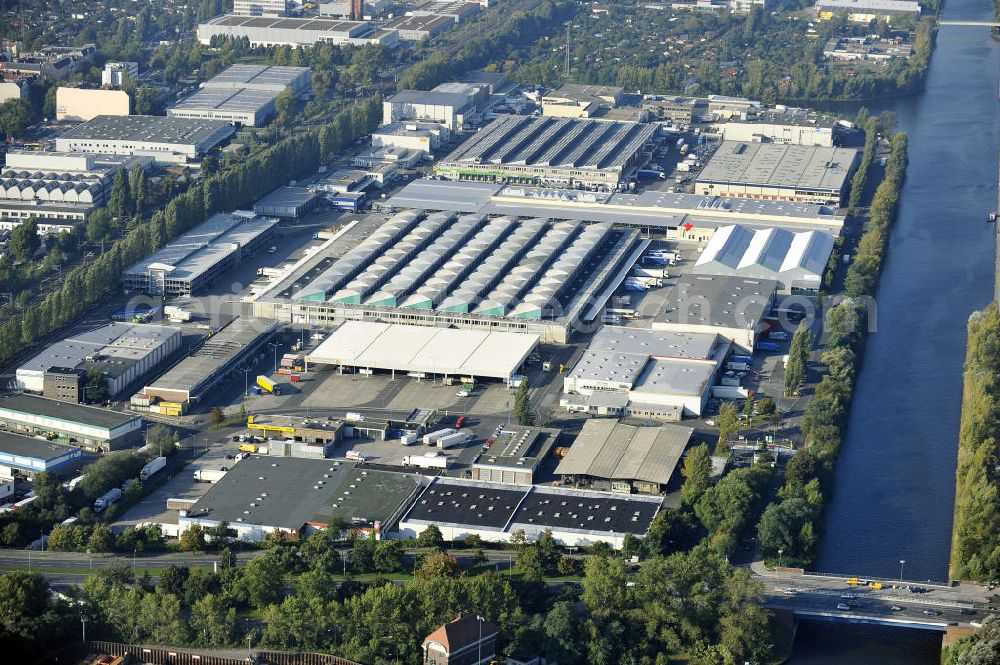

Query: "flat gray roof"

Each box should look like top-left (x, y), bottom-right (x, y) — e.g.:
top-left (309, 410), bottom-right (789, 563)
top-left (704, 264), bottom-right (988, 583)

top-left (655, 274), bottom-right (778, 330)
top-left (187, 456), bottom-right (421, 530)
top-left (203, 64), bottom-right (310, 91)
top-left (388, 89), bottom-right (472, 109)
top-left (0, 394), bottom-right (140, 430)
top-left (697, 142), bottom-right (859, 193)
top-left (124, 212), bottom-right (278, 283)
top-left (816, 0), bottom-right (920, 11)
top-left (145, 317), bottom-right (277, 398)
top-left (439, 115), bottom-right (656, 173)
top-left (472, 426), bottom-right (559, 470)
top-left (171, 87), bottom-right (278, 114)
top-left (18, 323), bottom-right (179, 377)
top-left (0, 430), bottom-right (79, 462)
top-left (386, 179), bottom-right (843, 232)
top-left (252, 186), bottom-right (320, 212)
top-left (58, 115), bottom-right (232, 146)
top-left (566, 326), bottom-right (723, 389)
top-left (556, 419), bottom-right (692, 485)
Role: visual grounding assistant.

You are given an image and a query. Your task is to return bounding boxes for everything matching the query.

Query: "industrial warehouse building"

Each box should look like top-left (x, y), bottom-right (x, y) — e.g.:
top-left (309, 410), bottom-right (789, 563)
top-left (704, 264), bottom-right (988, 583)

top-left (307, 321), bottom-right (540, 383)
top-left (0, 151), bottom-right (152, 232)
top-left (695, 141), bottom-right (859, 205)
top-left (384, 14), bottom-right (456, 40)
top-left (385, 178), bottom-right (844, 236)
top-left (0, 431), bottom-right (82, 480)
top-left (691, 224), bottom-right (835, 292)
top-left (123, 211), bottom-right (279, 296)
top-left (196, 14), bottom-right (400, 47)
top-left (383, 89), bottom-right (475, 131)
top-left (252, 208), bottom-right (647, 342)
top-left (138, 316), bottom-right (278, 407)
top-left (17, 323), bottom-right (181, 401)
top-left (434, 115), bottom-right (658, 191)
top-left (252, 187), bottom-right (321, 219)
top-left (55, 87), bottom-right (130, 122)
top-left (0, 394), bottom-right (143, 452)
top-left (555, 420), bottom-right (693, 494)
top-left (178, 457), bottom-right (422, 541)
top-left (54, 115), bottom-right (236, 164)
top-left (541, 84), bottom-right (624, 118)
top-left (719, 109), bottom-right (843, 147)
top-left (652, 274), bottom-right (779, 351)
top-left (470, 425), bottom-right (560, 486)
top-left (372, 121), bottom-right (448, 156)
top-left (815, 0), bottom-right (920, 22)
top-left (398, 478), bottom-right (664, 548)
top-left (561, 326), bottom-right (730, 420)
top-left (168, 64), bottom-right (311, 126)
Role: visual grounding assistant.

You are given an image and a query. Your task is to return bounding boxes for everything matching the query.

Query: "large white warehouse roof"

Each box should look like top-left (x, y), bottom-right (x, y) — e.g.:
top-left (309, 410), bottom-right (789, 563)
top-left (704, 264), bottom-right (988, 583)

top-left (692, 224), bottom-right (834, 290)
top-left (306, 321), bottom-right (539, 380)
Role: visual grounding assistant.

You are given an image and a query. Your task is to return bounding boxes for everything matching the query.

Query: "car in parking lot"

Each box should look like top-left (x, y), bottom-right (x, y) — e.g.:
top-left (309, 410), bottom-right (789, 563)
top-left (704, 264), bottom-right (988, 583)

top-left (455, 416), bottom-right (466, 428)
top-left (890, 605), bottom-right (903, 611)
top-left (836, 603), bottom-right (851, 610)
top-left (922, 610), bottom-right (941, 617)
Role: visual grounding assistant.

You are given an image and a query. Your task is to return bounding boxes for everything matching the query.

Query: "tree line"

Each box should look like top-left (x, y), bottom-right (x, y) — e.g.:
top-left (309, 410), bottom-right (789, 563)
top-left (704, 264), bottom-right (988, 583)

top-left (0, 521), bottom-right (779, 665)
top-left (951, 302), bottom-right (1000, 580)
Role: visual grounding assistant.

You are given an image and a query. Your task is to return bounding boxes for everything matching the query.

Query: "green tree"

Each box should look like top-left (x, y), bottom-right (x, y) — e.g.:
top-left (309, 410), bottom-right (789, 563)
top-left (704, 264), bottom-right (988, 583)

top-left (513, 378), bottom-right (533, 425)
top-left (84, 367), bottom-right (108, 404)
top-left (415, 551), bottom-right (459, 579)
top-left (179, 525), bottom-right (207, 552)
top-left (784, 322), bottom-right (812, 395)
top-left (274, 87), bottom-right (297, 125)
top-left (238, 551), bottom-right (285, 609)
top-left (716, 402), bottom-right (739, 453)
top-left (372, 539), bottom-right (404, 573)
top-left (9, 219), bottom-right (40, 262)
top-left (190, 593), bottom-right (237, 646)
top-left (415, 524), bottom-right (444, 550)
top-left (210, 406), bottom-right (226, 426)
top-left (108, 167), bottom-right (132, 218)
top-left (680, 443), bottom-right (712, 505)
top-left (756, 397), bottom-right (776, 416)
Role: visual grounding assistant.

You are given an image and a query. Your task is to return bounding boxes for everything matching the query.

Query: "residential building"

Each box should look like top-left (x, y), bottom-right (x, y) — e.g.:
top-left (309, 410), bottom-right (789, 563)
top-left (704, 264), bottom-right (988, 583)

top-left (233, 0), bottom-right (287, 15)
top-left (422, 615), bottom-right (500, 665)
top-left (101, 62), bottom-right (138, 87)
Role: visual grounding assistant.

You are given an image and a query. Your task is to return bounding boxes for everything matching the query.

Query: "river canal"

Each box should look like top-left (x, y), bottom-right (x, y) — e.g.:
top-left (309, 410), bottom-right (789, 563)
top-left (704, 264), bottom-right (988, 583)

top-left (789, 1), bottom-right (1000, 661)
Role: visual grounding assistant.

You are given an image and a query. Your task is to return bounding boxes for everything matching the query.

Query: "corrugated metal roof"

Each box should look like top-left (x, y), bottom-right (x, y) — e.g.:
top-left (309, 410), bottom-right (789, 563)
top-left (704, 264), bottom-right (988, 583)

top-left (555, 420), bottom-right (692, 485)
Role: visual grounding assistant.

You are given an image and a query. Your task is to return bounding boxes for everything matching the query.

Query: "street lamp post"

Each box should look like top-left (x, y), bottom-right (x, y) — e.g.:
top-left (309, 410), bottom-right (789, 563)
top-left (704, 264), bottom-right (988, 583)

top-left (899, 559), bottom-right (906, 583)
top-left (476, 615), bottom-right (484, 665)
top-left (268, 342), bottom-right (280, 374)
top-left (777, 548), bottom-right (783, 586)
top-left (80, 615), bottom-right (87, 643)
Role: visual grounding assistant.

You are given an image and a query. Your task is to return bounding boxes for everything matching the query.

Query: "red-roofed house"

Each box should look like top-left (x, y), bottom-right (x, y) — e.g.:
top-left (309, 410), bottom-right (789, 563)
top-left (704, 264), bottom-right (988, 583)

top-left (422, 614), bottom-right (500, 665)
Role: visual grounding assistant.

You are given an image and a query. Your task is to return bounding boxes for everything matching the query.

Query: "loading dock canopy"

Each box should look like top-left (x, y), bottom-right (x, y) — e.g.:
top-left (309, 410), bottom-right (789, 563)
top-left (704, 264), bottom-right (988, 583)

top-left (306, 321), bottom-right (539, 380)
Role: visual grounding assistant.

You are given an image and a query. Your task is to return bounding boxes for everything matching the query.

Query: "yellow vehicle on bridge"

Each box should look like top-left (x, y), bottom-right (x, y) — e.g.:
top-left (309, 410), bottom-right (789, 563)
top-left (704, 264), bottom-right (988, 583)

top-left (846, 577), bottom-right (860, 585)
top-left (871, 582), bottom-right (883, 590)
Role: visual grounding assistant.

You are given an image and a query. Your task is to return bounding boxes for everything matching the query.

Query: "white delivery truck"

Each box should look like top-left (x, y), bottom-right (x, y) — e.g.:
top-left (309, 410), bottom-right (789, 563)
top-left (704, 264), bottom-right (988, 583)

top-left (402, 453), bottom-right (450, 469)
top-left (422, 428), bottom-right (456, 446)
top-left (93, 488), bottom-right (122, 513)
top-left (139, 456), bottom-right (167, 481)
top-left (193, 469), bottom-right (227, 483)
top-left (437, 432), bottom-right (471, 449)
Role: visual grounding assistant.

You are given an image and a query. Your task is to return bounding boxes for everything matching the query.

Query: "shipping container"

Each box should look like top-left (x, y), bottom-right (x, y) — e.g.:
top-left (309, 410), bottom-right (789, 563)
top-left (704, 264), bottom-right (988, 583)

top-left (756, 341), bottom-right (780, 352)
top-left (290, 374), bottom-right (302, 382)
top-left (437, 432), bottom-right (471, 449)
